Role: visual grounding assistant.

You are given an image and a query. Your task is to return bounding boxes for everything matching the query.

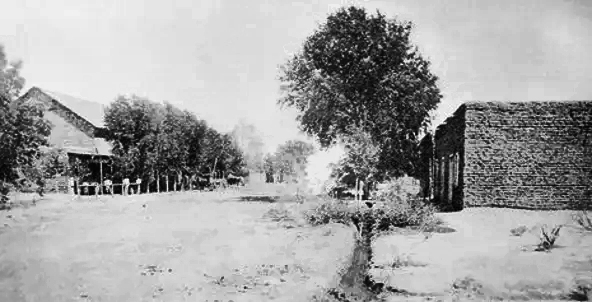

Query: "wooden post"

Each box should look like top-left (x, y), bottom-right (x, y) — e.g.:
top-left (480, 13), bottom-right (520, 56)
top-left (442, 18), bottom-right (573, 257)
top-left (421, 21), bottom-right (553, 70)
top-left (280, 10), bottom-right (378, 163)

top-left (174, 174), bottom-right (177, 192)
top-left (157, 171), bottom-right (160, 193)
top-left (99, 160), bottom-right (103, 195)
top-left (166, 175), bottom-right (169, 192)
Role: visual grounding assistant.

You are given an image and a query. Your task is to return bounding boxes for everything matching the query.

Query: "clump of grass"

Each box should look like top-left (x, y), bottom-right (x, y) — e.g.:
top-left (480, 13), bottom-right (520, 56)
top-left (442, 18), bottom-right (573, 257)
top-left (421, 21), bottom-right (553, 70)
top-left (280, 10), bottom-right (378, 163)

top-left (574, 211), bottom-right (592, 232)
top-left (534, 224), bottom-right (562, 252)
top-left (510, 225), bottom-right (528, 237)
top-left (452, 276), bottom-right (485, 299)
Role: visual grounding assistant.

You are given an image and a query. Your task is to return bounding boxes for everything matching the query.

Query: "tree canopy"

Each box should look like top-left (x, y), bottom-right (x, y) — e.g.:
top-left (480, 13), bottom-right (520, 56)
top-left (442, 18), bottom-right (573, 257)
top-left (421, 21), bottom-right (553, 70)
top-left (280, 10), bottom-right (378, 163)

top-left (263, 140), bottom-right (316, 183)
top-left (103, 95), bottom-right (246, 183)
top-left (277, 6), bottom-right (441, 179)
top-left (0, 45), bottom-right (51, 202)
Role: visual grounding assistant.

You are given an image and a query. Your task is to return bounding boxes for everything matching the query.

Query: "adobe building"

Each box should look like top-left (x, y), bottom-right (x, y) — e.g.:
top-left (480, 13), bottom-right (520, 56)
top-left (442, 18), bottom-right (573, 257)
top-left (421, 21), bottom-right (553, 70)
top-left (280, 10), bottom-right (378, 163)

top-left (17, 87), bottom-right (113, 185)
top-left (419, 100), bottom-right (592, 211)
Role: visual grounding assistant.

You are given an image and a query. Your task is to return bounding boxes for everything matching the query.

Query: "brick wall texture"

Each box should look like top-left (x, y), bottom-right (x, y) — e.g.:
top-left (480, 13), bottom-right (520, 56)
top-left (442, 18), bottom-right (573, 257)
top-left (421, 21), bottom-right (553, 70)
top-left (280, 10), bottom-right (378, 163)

top-left (429, 101), bottom-right (592, 210)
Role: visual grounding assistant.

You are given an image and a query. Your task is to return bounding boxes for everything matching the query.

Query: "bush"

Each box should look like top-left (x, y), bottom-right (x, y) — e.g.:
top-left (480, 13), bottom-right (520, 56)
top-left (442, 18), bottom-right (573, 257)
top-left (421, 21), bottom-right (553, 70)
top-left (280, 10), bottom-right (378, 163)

top-left (371, 177), bottom-right (421, 204)
top-left (305, 200), bottom-right (353, 226)
top-left (305, 195), bottom-right (437, 240)
top-left (534, 224), bottom-right (562, 252)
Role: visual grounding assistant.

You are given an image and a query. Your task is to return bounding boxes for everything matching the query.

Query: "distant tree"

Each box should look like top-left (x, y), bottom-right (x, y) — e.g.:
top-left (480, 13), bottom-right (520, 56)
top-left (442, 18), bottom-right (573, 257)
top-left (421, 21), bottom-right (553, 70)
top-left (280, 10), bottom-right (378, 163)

top-left (0, 45), bottom-right (25, 100)
top-left (277, 6), bottom-right (441, 178)
top-left (335, 126), bottom-right (381, 200)
top-left (230, 120), bottom-right (265, 174)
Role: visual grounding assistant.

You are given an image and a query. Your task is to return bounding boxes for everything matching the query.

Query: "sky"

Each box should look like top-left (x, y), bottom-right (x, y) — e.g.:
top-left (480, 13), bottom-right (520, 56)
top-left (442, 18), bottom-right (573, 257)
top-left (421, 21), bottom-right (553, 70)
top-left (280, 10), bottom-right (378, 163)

top-left (2, 0), bottom-right (592, 153)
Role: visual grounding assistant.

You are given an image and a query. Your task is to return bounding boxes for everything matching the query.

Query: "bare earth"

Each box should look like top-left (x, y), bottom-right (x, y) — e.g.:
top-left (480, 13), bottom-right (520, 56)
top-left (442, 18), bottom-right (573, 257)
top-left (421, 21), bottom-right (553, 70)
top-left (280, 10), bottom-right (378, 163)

top-left (372, 208), bottom-right (592, 301)
top-left (0, 192), bottom-right (355, 302)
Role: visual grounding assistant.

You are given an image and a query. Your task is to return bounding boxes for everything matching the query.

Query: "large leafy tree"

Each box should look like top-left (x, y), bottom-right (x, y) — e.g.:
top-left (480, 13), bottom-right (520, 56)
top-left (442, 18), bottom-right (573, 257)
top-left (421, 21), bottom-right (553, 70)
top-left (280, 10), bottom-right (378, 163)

top-left (277, 6), bottom-right (441, 178)
top-left (104, 95), bottom-right (163, 180)
top-left (0, 45), bottom-right (51, 204)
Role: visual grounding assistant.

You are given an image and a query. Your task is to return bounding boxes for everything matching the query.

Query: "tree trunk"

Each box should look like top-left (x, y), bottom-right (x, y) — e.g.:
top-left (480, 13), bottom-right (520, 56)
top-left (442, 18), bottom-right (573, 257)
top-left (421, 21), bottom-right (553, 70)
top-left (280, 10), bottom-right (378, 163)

top-left (166, 175), bottom-right (169, 192)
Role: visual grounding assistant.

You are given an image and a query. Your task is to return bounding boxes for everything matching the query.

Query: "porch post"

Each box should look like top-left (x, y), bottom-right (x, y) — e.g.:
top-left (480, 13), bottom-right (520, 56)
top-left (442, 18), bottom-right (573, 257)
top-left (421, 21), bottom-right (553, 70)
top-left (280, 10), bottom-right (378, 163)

top-left (99, 160), bottom-right (104, 195)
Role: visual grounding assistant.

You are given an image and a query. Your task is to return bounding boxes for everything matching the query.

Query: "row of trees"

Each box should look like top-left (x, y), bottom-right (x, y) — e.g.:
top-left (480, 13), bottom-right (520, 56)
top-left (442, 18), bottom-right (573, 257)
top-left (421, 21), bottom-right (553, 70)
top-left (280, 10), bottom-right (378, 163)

top-left (277, 6), bottom-right (442, 190)
top-left (103, 96), bottom-right (247, 187)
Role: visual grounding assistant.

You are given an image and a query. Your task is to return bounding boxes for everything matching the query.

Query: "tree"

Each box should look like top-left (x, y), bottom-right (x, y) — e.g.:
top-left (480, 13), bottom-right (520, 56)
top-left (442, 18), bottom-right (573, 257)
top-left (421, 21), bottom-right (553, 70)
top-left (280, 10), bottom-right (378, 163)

top-left (0, 45), bottom-right (25, 100)
top-left (336, 125), bottom-right (381, 200)
top-left (104, 95), bottom-right (164, 180)
top-left (0, 45), bottom-right (51, 205)
top-left (277, 6), bottom-right (441, 179)
top-left (230, 120), bottom-right (265, 173)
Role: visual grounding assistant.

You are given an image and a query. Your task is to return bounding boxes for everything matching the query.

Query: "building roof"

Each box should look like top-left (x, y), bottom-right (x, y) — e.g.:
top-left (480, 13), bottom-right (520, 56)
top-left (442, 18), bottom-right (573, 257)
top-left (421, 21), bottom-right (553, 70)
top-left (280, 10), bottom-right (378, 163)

top-left (39, 88), bottom-right (107, 128)
top-left (20, 87), bottom-right (113, 157)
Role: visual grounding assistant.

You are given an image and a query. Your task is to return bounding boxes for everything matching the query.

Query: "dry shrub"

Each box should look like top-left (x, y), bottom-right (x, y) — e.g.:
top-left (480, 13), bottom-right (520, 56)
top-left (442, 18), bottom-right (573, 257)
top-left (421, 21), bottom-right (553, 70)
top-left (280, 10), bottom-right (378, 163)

top-left (534, 224), bottom-right (562, 252)
top-left (574, 211), bottom-right (592, 232)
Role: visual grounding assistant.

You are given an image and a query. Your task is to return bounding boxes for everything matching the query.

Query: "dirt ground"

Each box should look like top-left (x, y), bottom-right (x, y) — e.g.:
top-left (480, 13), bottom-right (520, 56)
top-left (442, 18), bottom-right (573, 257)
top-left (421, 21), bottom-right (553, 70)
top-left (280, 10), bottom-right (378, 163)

top-left (0, 191), bottom-right (356, 302)
top-left (371, 208), bottom-right (592, 301)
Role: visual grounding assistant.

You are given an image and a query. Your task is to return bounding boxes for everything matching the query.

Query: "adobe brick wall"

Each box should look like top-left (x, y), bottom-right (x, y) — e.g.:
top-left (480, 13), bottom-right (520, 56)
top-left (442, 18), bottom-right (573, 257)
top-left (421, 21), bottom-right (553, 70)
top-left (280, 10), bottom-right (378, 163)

top-left (433, 106), bottom-right (466, 210)
top-left (463, 101), bottom-right (592, 210)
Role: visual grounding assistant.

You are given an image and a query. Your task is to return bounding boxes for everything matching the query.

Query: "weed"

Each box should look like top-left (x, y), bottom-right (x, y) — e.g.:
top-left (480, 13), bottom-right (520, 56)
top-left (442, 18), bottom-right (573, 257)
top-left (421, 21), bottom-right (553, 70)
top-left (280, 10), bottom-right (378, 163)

top-left (565, 284), bottom-right (591, 301)
top-left (451, 276), bottom-right (485, 299)
top-left (574, 211), bottom-right (592, 232)
top-left (389, 254), bottom-right (427, 269)
top-left (534, 224), bottom-right (562, 252)
top-left (510, 225), bottom-right (528, 237)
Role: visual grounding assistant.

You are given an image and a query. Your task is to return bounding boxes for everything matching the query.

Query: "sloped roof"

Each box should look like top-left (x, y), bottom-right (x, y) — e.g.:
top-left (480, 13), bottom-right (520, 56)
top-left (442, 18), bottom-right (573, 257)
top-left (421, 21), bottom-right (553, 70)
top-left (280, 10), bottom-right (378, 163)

top-left (20, 87), bottom-right (113, 157)
top-left (39, 88), bottom-right (107, 128)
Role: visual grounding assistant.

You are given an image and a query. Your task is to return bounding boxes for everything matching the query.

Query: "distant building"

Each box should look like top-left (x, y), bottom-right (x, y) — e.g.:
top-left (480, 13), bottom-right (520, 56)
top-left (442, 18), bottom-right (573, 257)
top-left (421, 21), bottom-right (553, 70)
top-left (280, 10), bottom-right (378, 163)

top-left (418, 100), bottom-right (592, 210)
top-left (17, 87), bottom-right (113, 183)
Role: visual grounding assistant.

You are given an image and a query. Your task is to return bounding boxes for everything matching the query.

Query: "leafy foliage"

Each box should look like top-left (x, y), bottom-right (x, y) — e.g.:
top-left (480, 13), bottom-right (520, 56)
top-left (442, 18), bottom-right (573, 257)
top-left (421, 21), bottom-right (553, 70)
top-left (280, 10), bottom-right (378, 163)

top-left (277, 6), bottom-right (441, 178)
top-left (103, 95), bottom-right (246, 183)
top-left (0, 45), bottom-right (51, 206)
top-left (370, 177), bottom-right (421, 204)
top-left (306, 189), bottom-right (436, 240)
top-left (0, 45), bottom-right (25, 100)
top-left (263, 140), bottom-right (315, 184)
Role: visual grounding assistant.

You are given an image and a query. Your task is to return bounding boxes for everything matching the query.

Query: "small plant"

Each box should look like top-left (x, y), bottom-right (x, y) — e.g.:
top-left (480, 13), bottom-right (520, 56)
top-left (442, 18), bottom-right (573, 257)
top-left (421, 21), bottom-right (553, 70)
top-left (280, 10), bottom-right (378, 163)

top-left (389, 254), bottom-right (427, 269)
top-left (574, 211), bottom-right (592, 231)
top-left (510, 225), bottom-right (528, 237)
top-left (565, 283), bottom-right (591, 301)
top-left (452, 276), bottom-right (485, 299)
top-left (535, 224), bottom-right (562, 252)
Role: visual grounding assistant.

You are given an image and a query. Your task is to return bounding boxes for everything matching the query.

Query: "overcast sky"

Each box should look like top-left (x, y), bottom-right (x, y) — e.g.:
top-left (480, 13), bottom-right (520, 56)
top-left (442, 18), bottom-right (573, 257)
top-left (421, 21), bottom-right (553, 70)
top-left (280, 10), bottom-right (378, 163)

top-left (2, 0), bottom-right (591, 152)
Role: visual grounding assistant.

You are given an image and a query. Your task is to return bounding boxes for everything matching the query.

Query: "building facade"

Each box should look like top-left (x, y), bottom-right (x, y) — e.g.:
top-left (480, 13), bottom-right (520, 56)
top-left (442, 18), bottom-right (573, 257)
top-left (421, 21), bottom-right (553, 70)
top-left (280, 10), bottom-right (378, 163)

top-left (419, 101), bottom-right (592, 210)
top-left (17, 87), bottom-right (113, 188)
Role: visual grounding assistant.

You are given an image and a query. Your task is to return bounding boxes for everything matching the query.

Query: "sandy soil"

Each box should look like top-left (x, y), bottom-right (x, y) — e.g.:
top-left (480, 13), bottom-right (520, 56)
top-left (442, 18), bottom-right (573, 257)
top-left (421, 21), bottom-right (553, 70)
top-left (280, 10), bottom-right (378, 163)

top-left (0, 191), bottom-right (356, 302)
top-left (371, 208), bottom-right (592, 301)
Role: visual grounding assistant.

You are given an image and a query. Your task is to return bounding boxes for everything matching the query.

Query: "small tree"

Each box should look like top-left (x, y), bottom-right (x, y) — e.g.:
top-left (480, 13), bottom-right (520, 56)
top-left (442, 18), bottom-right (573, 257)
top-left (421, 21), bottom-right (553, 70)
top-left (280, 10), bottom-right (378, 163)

top-left (337, 125), bottom-right (381, 201)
